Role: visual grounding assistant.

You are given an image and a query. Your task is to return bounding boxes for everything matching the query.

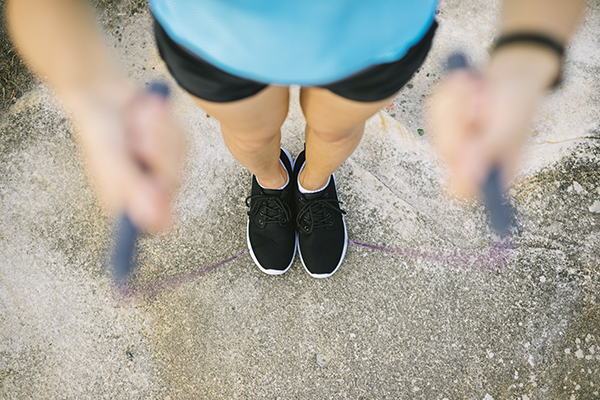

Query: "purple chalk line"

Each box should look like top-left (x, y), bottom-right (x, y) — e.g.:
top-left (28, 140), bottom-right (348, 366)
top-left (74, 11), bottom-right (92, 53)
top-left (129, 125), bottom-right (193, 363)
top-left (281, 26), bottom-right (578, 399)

top-left (114, 240), bottom-right (514, 303)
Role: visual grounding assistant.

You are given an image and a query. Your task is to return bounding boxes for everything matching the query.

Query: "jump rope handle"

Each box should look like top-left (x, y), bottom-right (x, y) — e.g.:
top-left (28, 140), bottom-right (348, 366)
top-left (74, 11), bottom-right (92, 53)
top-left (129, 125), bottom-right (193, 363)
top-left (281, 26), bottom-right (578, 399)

top-left (112, 82), bottom-right (171, 284)
top-left (445, 53), bottom-right (514, 236)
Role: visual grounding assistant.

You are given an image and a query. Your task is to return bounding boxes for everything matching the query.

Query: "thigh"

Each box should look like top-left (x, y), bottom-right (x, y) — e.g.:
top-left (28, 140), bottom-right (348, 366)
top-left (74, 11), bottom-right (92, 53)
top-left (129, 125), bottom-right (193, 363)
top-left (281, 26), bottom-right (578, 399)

top-left (191, 85), bottom-right (290, 135)
top-left (300, 87), bottom-right (392, 135)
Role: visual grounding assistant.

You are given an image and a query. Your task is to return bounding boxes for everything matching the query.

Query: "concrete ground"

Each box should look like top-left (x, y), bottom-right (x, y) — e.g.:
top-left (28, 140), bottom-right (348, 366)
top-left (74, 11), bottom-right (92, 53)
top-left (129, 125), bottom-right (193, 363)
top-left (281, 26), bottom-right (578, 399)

top-left (1, 1), bottom-right (600, 399)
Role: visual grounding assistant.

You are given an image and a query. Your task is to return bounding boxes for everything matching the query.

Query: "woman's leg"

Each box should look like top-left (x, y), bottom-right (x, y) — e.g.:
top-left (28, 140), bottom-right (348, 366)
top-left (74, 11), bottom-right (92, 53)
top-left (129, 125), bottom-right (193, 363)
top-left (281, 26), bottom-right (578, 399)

top-left (299, 87), bottom-right (394, 190)
top-left (190, 85), bottom-right (290, 189)
top-left (192, 85), bottom-right (297, 274)
top-left (294, 87), bottom-right (395, 278)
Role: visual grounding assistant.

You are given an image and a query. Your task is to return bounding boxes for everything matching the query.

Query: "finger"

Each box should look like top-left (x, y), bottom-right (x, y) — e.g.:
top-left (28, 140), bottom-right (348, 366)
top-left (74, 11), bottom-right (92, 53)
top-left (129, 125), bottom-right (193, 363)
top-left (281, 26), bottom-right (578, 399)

top-left (451, 138), bottom-right (490, 198)
top-left (121, 158), bottom-right (173, 232)
top-left (477, 83), bottom-right (531, 187)
top-left (126, 93), bottom-right (184, 189)
top-left (430, 71), bottom-right (486, 198)
top-left (95, 133), bottom-right (172, 232)
top-left (430, 71), bottom-right (482, 162)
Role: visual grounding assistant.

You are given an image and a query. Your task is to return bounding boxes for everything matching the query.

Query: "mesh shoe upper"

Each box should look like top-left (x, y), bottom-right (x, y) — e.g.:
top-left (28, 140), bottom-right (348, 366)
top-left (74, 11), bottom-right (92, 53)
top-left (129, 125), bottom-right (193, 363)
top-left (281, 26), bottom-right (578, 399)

top-left (293, 150), bottom-right (347, 278)
top-left (246, 148), bottom-right (296, 274)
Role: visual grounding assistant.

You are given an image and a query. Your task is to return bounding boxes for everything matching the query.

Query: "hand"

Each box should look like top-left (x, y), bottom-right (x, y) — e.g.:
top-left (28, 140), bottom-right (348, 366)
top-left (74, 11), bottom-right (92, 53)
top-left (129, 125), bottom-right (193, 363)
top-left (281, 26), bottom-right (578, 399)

top-left (429, 46), bottom-right (559, 198)
top-left (73, 82), bottom-right (185, 232)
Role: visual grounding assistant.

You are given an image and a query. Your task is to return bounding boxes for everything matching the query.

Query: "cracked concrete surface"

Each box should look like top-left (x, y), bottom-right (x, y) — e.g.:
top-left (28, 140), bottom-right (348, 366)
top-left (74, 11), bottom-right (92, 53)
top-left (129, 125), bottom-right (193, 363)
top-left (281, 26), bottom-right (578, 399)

top-left (1, 1), bottom-right (600, 399)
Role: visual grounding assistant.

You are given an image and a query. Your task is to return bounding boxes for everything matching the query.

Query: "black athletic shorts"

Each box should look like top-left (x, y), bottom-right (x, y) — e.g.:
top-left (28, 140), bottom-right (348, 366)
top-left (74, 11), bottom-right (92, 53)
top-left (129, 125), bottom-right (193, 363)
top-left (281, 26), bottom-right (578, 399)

top-left (154, 18), bottom-right (437, 103)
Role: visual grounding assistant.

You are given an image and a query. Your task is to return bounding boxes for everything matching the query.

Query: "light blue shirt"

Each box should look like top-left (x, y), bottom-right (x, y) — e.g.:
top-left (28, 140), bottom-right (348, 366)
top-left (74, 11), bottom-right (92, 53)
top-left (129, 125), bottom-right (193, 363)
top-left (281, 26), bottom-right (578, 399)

top-left (149, 0), bottom-right (438, 85)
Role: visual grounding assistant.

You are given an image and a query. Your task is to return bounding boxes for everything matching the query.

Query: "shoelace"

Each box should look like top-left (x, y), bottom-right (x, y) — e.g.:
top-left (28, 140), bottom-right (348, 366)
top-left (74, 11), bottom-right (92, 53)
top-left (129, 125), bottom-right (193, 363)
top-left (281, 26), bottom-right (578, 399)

top-left (296, 195), bottom-right (346, 234)
top-left (246, 192), bottom-right (292, 226)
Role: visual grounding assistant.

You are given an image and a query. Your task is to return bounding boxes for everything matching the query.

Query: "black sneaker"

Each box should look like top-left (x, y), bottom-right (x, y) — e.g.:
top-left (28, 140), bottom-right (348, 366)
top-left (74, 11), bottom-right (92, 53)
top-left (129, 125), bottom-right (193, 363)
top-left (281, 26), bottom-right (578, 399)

top-left (246, 148), bottom-right (296, 275)
top-left (293, 150), bottom-right (347, 278)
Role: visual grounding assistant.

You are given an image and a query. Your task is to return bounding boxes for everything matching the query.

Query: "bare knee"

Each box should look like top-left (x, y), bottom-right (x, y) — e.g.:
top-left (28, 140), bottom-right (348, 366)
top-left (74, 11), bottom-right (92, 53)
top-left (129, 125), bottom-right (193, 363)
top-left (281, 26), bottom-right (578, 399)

top-left (305, 121), bottom-right (365, 146)
top-left (222, 124), bottom-right (282, 153)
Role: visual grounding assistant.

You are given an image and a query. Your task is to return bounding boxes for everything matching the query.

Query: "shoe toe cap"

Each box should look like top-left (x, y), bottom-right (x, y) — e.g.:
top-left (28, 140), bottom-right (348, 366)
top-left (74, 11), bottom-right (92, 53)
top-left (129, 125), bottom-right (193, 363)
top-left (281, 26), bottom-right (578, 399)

top-left (299, 234), bottom-right (347, 276)
top-left (250, 233), bottom-right (296, 271)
